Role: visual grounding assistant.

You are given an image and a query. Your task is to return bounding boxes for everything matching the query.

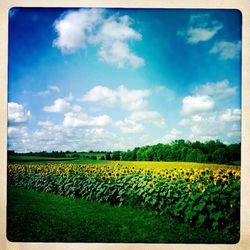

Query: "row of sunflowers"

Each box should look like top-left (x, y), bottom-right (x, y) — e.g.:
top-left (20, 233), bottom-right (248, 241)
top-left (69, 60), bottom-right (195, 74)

top-left (8, 161), bottom-right (240, 233)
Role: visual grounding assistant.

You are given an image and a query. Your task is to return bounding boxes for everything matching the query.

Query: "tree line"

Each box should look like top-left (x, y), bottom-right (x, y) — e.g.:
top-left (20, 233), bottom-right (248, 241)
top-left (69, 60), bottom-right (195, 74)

top-left (103, 140), bottom-right (240, 164)
top-left (8, 139), bottom-right (241, 165)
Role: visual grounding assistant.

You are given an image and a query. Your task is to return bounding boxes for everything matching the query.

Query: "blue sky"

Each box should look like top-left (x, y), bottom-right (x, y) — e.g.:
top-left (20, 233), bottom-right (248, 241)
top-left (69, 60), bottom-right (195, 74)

top-left (8, 8), bottom-right (242, 152)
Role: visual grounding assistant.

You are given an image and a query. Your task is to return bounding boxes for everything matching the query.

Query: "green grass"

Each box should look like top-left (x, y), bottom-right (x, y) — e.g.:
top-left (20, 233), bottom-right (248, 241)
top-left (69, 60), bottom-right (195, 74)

top-left (8, 155), bottom-right (77, 163)
top-left (7, 186), bottom-right (239, 243)
top-left (8, 155), bottom-right (107, 165)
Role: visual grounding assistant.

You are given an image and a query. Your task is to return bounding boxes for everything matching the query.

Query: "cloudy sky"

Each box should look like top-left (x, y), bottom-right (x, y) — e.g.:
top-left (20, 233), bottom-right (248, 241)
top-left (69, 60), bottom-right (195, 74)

top-left (8, 8), bottom-right (241, 152)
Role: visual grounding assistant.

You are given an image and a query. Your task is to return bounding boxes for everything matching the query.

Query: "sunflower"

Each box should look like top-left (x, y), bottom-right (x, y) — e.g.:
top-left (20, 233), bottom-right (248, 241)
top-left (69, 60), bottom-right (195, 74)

top-left (198, 183), bottom-right (205, 193)
top-left (189, 175), bottom-right (195, 183)
top-left (147, 181), bottom-right (154, 188)
top-left (172, 176), bottom-right (177, 181)
top-left (235, 172), bottom-right (240, 179)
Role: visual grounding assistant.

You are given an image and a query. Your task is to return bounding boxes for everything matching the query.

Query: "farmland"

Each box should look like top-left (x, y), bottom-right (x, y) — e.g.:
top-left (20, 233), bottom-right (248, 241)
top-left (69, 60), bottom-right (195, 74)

top-left (7, 159), bottom-right (240, 242)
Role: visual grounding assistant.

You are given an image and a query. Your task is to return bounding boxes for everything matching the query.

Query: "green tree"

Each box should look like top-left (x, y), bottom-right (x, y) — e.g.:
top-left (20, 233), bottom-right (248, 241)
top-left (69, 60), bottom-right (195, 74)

top-left (112, 151), bottom-right (121, 160)
top-left (212, 148), bottom-right (229, 164)
top-left (105, 152), bottom-right (111, 160)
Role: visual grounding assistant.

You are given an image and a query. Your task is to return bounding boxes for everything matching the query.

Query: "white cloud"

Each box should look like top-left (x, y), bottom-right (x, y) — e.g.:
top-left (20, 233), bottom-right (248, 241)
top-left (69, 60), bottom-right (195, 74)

top-left (226, 123), bottom-right (241, 138)
top-left (43, 98), bottom-right (82, 113)
top-left (8, 126), bottom-right (31, 152)
top-left (82, 85), bottom-right (151, 111)
top-left (191, 121), bottom-right (224, 137)
top-left (8, 102), bottom-right (31, 124)
top-left (179, 14), bottom-right (223, 44)
top-left (8, 117), bottom-right (151, 152)
top-left (164, 128), bottom-right (183, 142)
top-left (92, 15), bottom-right (144, 68)
top-left (92, 15), bottom-right (141, 43)
top-left (193, 79), bottom-right (237, 99)
top-left (179, 110), bottom-right (241, 141)
top-left (85, 128), bottom-right (111, 140)
top-left (8, 126), bottom-right (29, 139)
top-left (53, 9), bottom-right (103, 53)
top-left (115, 119), bottom-right (144, 134)
top-left (129, 110), bottom-right (166, 128)
top-left (188, 134), bottom-right (219, 142)
top-left (187, 27), bottom-right (221, 44)
top-left (178, 119), bottom-right (190, 127)
top-left (181, 95), bottom-right (215, 115)
top-left (118, 85), bottom-right (150, 111)
top-left (38, 120), bottom-right (55, 128)
top-left (49, 85), bottom-right (60, 93)
top-left (210, 40), bottom-right (241, 60)
top-left (180, 114), bottom-right (224, 137)
top-left (37, 85), bottom-right (60, 96)
top-left (63, 112), bottom-right (112, 128)
top-left (98, 40), bottom-right (144, 68)
top-left (53, 9), bottom-right (144, 68)
top-left (82, 85), bottom-right (117, 106)
top-left (219, 108), bottom-right (241, 122)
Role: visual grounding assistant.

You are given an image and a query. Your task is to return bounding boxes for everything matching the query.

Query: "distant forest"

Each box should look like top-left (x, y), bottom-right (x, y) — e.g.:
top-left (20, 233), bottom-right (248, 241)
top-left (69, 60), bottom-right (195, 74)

top-left (9, 140), bottom-right (241, 165)
top-left (105, 140), bottom-right (240, 164)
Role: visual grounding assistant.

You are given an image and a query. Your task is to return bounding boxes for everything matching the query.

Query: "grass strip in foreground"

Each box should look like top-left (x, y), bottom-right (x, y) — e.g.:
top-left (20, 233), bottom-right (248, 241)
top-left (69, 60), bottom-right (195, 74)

top-left (7, 186), bottom-right (239, 243)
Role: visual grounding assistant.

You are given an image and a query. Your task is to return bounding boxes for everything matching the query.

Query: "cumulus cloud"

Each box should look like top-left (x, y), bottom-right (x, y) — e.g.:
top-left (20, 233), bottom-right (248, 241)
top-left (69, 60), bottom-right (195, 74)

top-left (8, 126), bottom-right (29, 139)
top-left (8, 126), bottom-right (31, 152)
top-left (180, 113), bottom-right (224, 137)
top-left (38, 120), bottom-right (55, 128)
top-left (115, 119), bottom-right (144, 134)
top-left (219, 108), bottom-right (241, 122)
top-left (82, 85), bottom-right (166, 129)
top-left (37, 85), bottom-right (60, 96)
top-left (43, 98), bottom-right (82, 113)
top-left (93, 15), bottom-right (144, 68)
top-left (181, 95), bottom-right (215, 115)
top-left (63, 112), bottom-right (112, 128)
top-left (53, 9), bottom-right (144, 68)
top-left (226, 123), bottom-right (241, 138)
top-left (188, 134), bottom-right (220, 143)
top-left (193, 79), bottom-right (237, 99)
top-left (82, 85), bottom-right (117, 106)
top-left (8, 102), bottom-right (31, 124)
top-left (164, 128), bottom-right (182, 142)
top-left (31, 124), bottom-right (128, 152)
top-left (129, 110), bottom-right (166, 128)
top-left (31, 124), bottom-right (83, 152)
top-left (82, 85), bottom-right (151, 111)
top-left (179, 109), bottom-right (241, 141)
top-left (210, 40), bottom-right (241, 60)
top-left (118, 85), bottom-right (150, 111)
top-left (178, 14), bottom-right (223, 44)
top-left (53, 9), bottom-right (103, 53)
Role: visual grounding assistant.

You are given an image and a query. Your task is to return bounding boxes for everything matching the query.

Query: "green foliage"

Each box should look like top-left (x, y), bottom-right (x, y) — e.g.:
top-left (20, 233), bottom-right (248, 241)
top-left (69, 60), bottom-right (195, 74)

top-left (111, 151), bottom-right (121, 160)
top-left (105, 152), bottom-right (111, 160)
top-left (113, 140), bottom-right (240, 164)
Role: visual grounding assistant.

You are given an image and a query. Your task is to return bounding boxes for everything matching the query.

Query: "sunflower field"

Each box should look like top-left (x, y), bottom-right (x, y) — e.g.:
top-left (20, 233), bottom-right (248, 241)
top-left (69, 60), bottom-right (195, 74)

top-left (7, 161), bottom-right (240, 233)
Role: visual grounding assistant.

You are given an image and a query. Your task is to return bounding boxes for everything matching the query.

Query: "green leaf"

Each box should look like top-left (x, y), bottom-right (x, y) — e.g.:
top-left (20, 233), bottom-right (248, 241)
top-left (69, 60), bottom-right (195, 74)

top-left (197, 214), bottom-right (207, 224)
top-left (194, 202), bottom-right (206, 212)
top-left (212, 221), bottom-right (219, 230)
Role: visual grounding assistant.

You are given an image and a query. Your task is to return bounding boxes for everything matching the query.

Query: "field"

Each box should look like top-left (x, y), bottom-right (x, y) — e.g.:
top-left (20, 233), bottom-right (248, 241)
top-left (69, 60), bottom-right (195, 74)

top-left (7, 159), bottom-right (240, 242)
top-left (7, 186), bottom-right (238, 243)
